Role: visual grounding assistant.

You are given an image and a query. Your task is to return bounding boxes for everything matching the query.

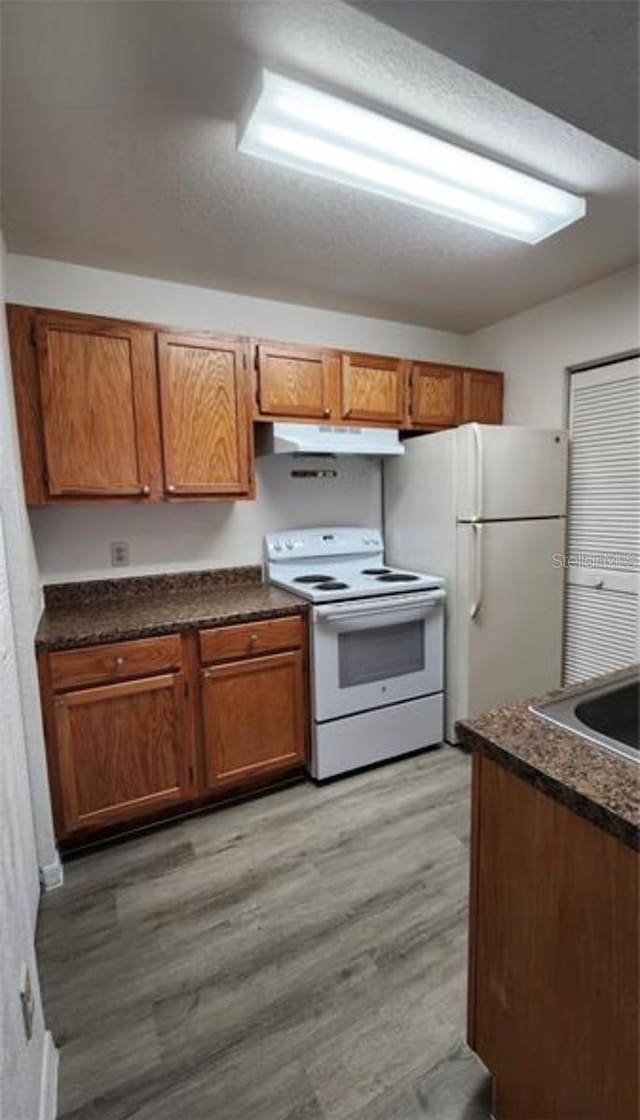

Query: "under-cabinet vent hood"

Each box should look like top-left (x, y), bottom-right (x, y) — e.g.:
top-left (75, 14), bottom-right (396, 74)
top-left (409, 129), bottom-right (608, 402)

top-left (257, 423), bottom-right (405, 457)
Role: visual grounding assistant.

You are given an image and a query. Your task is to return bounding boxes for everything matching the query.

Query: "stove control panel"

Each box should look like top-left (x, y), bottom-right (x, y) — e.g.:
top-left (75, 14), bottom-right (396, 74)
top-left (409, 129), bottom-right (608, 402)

top-left (265, 527), bottom-right (383, 562)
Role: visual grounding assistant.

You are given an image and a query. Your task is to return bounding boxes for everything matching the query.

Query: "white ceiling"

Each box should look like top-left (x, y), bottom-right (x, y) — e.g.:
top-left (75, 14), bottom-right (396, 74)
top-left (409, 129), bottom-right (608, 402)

top-left (351, 1), bottom-right (640, 159)
top-left (2, 0), bottom-right (638, 332)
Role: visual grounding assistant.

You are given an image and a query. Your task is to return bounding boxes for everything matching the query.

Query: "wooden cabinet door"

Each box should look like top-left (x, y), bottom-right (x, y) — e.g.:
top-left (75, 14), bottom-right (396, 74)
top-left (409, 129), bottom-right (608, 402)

top-left (157, 333), bottom-right (253, 497)
top-left (340, 352), bottom-right (407, 424)
top-left (53, 672), bottom-right (192, 834)
top-left (461, 370), bottom-right (503, 425)
top-left (35, 312), bottom-right (160, 498)
top-left (201, 650), bottom-right (305, 789)
top-left (256, 342), bottom-right (334, 419)
top-left (411, 363), bottom-right (461, 428)
top-left (470, 754), bottom-right (638, 1120)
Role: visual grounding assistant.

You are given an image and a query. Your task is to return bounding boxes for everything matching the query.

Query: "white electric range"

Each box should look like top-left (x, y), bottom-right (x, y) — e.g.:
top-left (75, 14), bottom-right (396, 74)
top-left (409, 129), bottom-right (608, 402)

top-left (264, 527), bottom-right (446, 779)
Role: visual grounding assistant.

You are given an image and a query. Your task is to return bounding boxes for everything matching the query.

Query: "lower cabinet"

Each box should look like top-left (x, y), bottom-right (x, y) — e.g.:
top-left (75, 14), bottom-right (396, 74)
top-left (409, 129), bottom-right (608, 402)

top-left (200, 649), bottom-right (305, 789)
top-left (52, 672), bottom-right (192, 834)
top-left (469, 753), bottom-right (638, 1120)
top-left (39, 614), bottom-right (308, 843)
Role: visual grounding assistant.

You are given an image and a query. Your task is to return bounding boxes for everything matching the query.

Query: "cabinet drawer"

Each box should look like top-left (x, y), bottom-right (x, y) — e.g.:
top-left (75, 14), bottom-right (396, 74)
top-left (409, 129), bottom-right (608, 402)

top-left (50, 634), bottom-right (183, 691)
top-left (199, 615), bottom-right (303, 664)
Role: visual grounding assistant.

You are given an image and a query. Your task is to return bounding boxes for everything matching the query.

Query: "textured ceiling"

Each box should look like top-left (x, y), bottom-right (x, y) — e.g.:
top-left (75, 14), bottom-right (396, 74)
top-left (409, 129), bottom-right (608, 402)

top-left (350, 1), bottom-right (640, 158)
top-left (1, 0), bottom-right (638, 332)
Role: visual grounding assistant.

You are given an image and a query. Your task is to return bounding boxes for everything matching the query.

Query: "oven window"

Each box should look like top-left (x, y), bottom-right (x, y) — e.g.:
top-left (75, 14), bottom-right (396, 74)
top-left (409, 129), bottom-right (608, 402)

top-left (338, 620), bottom-right (425, 688)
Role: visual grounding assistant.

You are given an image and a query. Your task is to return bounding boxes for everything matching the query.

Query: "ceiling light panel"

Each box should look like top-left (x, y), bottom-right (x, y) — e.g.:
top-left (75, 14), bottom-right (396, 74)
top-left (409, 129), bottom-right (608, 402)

top-left (238, 71), bottom-right (586, 244)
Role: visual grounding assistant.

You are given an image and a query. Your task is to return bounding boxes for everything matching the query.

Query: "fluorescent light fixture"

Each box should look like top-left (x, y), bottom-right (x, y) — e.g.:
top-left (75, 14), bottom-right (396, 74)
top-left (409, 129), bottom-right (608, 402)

top-left (238, 71), bottom-right (586, 244)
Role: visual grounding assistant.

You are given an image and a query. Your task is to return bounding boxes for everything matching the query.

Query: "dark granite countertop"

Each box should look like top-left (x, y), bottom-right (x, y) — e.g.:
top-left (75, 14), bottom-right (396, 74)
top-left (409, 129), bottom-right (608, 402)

top-left (457, 666), bottom-right (639, 850)
top-left (36, 566), bottom-right (308, 652)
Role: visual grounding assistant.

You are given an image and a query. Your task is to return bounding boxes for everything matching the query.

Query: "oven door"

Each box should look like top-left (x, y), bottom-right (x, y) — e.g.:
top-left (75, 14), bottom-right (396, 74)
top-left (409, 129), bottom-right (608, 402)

top-left (312, 591), bottom-right (445, 722)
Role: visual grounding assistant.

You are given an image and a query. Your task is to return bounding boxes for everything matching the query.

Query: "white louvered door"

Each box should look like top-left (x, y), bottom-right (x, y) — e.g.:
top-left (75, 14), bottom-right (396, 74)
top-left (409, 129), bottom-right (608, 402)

top-left (564, 357), bottom-right (639, 683)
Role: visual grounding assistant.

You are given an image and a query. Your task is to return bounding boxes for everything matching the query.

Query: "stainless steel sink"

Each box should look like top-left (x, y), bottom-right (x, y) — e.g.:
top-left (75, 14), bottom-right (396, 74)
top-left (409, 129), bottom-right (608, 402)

top-left (529, 665), bottom-right (639, 765)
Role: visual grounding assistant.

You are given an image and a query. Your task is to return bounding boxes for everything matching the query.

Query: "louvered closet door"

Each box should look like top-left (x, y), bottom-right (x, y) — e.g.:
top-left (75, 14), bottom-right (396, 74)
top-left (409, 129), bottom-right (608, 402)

top-left (564, 357), bottom-right (639, 684)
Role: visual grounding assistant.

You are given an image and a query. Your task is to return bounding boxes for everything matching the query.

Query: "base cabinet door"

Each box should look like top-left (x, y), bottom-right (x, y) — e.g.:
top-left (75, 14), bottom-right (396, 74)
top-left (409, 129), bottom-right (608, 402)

top-left (201, 650), bottom-right (305, 789)
top-left (469, 754), bottom-right (638, 1120)
top-left (54, 672), bottom-right (191, 835)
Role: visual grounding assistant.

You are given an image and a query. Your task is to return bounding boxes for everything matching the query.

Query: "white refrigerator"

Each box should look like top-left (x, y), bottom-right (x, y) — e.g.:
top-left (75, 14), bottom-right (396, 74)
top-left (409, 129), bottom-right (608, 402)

top-left (384, 424), bottom-right (569, 742)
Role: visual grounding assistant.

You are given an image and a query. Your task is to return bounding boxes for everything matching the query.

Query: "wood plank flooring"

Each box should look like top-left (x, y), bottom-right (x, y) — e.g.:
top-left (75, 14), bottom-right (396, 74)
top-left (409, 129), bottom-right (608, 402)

top-left (36, 746), bottom-right (491, 1120)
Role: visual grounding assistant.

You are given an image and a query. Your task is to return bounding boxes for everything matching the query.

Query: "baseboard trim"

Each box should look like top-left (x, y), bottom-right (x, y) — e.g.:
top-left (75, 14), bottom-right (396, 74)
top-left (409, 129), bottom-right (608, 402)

top-left (38, 1031), bottom-right (58, 1120)
top-left (40, 853), bottom-right (64, 892)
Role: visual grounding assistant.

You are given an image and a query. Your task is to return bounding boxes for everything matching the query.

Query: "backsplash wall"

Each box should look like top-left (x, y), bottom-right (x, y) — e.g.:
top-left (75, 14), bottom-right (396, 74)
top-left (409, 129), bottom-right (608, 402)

top-left (30, 455), bottom-right (382, 583)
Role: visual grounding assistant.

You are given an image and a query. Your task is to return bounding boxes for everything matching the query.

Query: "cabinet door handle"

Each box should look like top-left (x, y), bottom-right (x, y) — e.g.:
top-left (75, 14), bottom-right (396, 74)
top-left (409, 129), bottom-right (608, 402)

top-left (141, 485), bottom-right (150, 496)
top-left (167, 484), bottom-right (176, 493)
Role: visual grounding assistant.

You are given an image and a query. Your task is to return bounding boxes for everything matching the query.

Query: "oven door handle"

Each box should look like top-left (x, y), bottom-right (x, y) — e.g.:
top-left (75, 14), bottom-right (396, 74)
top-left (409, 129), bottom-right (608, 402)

top-left (316, 590), bottom-right (445, 626)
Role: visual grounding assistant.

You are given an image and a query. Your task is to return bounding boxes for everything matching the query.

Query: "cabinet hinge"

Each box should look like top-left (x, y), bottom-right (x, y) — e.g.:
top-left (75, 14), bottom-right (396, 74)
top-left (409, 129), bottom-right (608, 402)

top-left (188, 765), bottom-right (194, 783)
top-left (29, 322), bottom-right (37, 348)
top-left (183, 681), bottom-right (189, 698)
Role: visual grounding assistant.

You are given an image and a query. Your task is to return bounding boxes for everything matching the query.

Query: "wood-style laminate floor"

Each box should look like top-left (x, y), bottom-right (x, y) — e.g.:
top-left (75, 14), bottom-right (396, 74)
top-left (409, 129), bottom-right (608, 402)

top-left (37, 746), bottom-right (491, 1120)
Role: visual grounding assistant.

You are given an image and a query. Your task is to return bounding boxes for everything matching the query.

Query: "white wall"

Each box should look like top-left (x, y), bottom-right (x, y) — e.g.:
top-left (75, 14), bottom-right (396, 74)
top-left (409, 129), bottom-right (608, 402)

top-left (470, 264), bottom-right (640, 427)
top-left (32, 455), bottom-right (382, 583)
top-left (6, 253), bottom-right (470, 584)
top-left (0, 246), bottom-right (59, 880)
top-left (0, 243), bottom-right (57, 1120)
top-left (6, 253), bottom-right (469, 361)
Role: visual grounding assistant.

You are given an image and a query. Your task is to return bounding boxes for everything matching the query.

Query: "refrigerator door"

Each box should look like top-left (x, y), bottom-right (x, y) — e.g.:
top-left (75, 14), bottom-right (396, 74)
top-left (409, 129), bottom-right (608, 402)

top-left (449, 517), bottom-right (565, 741)
top-left (456, 424), bottom-right (568, 522)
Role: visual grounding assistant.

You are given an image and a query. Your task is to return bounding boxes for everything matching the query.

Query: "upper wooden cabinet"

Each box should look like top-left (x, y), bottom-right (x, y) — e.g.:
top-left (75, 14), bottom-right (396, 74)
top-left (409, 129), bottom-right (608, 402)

top-left (410, 363), bottom-right (461, 428)
top-left (340, 352), bottom-right (408, 425)
top-left (255, 341), bottom-right (335, 420)
top-left (8, 303), bottom-right (504, 507)
top-left (157, 332), bottom-right (252, 497)
top-left (461, 369), bottom-right (503, 425)
top-left (8, 306), bottom-right (254, 505)
top-left (34, 311), bottom-right (161, 499)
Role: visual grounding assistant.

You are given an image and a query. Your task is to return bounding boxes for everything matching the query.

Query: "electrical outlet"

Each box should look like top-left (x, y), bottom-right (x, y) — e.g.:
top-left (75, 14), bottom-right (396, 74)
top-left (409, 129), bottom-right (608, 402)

top-left (19, 964), bottom-right (34, 1041)
top-left (110, 540), bottom-right (130, 567)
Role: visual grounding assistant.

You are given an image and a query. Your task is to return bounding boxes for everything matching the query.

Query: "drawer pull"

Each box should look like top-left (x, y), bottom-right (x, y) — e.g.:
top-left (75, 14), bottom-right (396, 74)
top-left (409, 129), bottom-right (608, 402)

top-left (114, 656), bottom-right (125, 668)
top-left (249, 633), bottom-right (259, 646)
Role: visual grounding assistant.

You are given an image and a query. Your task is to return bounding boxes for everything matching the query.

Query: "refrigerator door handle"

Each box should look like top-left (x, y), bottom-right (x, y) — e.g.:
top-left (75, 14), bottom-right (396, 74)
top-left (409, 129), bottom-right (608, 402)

top-left (471, 423), bottom-right (483, 522)
top-left (470, 521), bottom-right (483, 620)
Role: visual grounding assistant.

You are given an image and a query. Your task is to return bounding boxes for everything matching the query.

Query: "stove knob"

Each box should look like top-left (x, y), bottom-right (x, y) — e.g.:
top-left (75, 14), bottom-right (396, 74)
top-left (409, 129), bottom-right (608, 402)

top-left (273, 542), bottom-right (283, 552)
top-left (285, 539), bottom-right (294, 550)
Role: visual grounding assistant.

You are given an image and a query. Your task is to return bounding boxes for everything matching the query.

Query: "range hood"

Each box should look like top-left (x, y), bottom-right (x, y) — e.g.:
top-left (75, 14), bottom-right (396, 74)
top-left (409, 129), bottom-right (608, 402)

top-left (257, 423), bottom-right (405, 457)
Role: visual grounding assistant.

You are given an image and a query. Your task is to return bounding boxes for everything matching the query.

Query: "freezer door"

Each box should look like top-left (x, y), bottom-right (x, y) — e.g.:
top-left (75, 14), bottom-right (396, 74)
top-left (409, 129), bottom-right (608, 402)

top-left (449, 518), bottom-right (565, 740)
top-left (456, 424), bottom-right (568, 521)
